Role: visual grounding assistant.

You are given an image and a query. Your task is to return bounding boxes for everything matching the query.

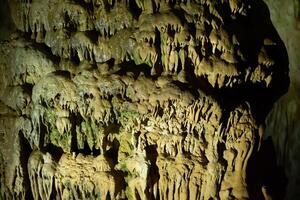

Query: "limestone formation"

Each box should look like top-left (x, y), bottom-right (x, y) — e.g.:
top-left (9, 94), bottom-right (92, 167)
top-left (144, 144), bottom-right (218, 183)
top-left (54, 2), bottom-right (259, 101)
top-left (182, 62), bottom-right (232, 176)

top-left (0, 0), bottom-right (289, 199)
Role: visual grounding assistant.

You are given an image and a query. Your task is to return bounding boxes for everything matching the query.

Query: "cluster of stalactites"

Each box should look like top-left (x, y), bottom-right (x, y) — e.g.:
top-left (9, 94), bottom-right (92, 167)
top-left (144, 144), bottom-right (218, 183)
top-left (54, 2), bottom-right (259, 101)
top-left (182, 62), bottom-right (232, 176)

top-left (0, 0), bottom-right (288, 199)
top-left (9, 0), bottom-right (277, 89)
top-left (28, 151), bottom-right (120, 200)
top-left (27, 100), bottom-right (257, 200)
top-left (28, 68), bottom-right (222, 152)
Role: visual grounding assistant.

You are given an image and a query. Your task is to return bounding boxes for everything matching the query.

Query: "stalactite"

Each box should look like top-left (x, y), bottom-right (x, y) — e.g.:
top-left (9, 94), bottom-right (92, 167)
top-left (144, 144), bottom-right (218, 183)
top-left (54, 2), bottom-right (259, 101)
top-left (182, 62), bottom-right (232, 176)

top-left (0, 0), bottom-right (289, 199)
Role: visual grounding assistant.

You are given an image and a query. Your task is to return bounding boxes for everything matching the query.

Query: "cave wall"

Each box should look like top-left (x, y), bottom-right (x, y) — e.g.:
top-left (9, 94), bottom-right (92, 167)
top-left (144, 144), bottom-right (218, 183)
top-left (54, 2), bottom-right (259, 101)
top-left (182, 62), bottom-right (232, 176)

top-left (263, 0), bottom-right (300, 199)
top-left (0, 0), bottom-right (15, 40)
top-left (0, 0), bottom-right (290, 199)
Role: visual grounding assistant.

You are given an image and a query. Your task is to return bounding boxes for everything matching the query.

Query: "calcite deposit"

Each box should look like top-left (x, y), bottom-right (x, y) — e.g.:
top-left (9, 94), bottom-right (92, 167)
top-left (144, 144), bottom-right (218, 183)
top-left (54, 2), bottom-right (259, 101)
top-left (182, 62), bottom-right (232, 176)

top-left (0, 0), bottom-right (289, 199)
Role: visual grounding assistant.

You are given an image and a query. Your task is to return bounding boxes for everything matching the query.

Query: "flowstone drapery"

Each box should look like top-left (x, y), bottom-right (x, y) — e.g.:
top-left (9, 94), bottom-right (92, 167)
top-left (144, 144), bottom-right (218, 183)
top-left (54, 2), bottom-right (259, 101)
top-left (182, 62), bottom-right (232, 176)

top-left (0, 0), bottom-right (289, 199)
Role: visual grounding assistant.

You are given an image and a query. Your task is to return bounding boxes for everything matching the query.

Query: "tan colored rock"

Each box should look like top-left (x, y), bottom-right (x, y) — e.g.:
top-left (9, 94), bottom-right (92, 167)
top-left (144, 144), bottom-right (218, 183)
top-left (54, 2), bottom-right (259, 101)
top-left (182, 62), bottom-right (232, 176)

top-left (0, 0), bottom-right (289, 199)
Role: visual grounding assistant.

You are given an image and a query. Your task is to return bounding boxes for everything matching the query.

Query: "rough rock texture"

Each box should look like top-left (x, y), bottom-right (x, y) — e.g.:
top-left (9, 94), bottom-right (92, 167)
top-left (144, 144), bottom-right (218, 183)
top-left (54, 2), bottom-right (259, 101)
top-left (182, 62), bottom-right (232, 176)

top-left (0, 0), bottom-right (289, 199)
top-left (263, 0), bottom-right (300, 199)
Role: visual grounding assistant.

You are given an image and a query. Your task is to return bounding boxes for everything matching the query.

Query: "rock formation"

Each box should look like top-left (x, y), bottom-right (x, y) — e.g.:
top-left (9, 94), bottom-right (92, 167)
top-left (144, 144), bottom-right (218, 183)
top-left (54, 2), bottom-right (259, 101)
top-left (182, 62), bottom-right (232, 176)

top-left (262, 0), bottom-right (300, 199)
top-left (0, 0), bottom-right (289, 199)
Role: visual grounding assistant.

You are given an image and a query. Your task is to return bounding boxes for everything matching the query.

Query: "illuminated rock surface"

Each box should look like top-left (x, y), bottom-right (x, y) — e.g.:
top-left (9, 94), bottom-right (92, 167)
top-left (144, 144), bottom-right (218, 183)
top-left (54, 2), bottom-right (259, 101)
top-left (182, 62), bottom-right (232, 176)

top-left (0, 0), bottom-right (289, 199)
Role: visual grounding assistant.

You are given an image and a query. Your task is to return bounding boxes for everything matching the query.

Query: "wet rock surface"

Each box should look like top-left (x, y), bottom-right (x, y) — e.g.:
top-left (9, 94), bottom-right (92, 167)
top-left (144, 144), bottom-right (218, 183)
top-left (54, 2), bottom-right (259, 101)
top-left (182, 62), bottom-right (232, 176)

top-left (0, 0), bottom-right (289, 199)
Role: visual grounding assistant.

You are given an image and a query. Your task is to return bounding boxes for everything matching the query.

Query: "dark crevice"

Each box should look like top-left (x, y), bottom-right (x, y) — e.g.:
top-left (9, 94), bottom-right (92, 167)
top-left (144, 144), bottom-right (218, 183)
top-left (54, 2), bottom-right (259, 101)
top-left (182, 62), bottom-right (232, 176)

top-left (64, 12), bottom-right (78, 33)
top-left (107, 58), bottom-right (116, 68)
top-left (53, 70), bottom-right (72, 78)
top-left (135, 189), bottom-right (142, 200)
top-left (151, 0), bottom-right (159, 13)
top-left (85, 30), bottom-right (99, 44)
top-left (184, 58), bottom-right (211, 99)
top-left (39, 121), bottom-right (48, 149)
top-left (80, 140), bottom-right (93, 155)
top-left (21, 83), bottom-right (34, 101)
top-left (105, 145), bottom-right (119, 167)
top-left (215, 79), bottom-right (288, 125)
top-left (117, 61), bottom-right (152, 78)
top-left (49, 174), bottom-right (58, 199)
top-left (92, 146), bottom-right (101, 156)
top-left (145, 144), bottom-right (159, 200)
top-left (113, 169), bottom-right (127, 197)
top-left (172, 80), bottom-right (199, 99)
top-left (19, 131), bottom-right (33, 200)
top-left (247, 137), bottom-right (288, 200)
top-left (70, 49), bottom-right (81, 65)
top-left (153, 28), bottom-right (163, 76)
top-left (128, 0), bottom-right (142, 19)
top-left (156, 105), bottom-right (164, 117)
top-left (43, 143), bottom-right (64, 162)
top-left (103, 124), bottom-right (121, 165)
